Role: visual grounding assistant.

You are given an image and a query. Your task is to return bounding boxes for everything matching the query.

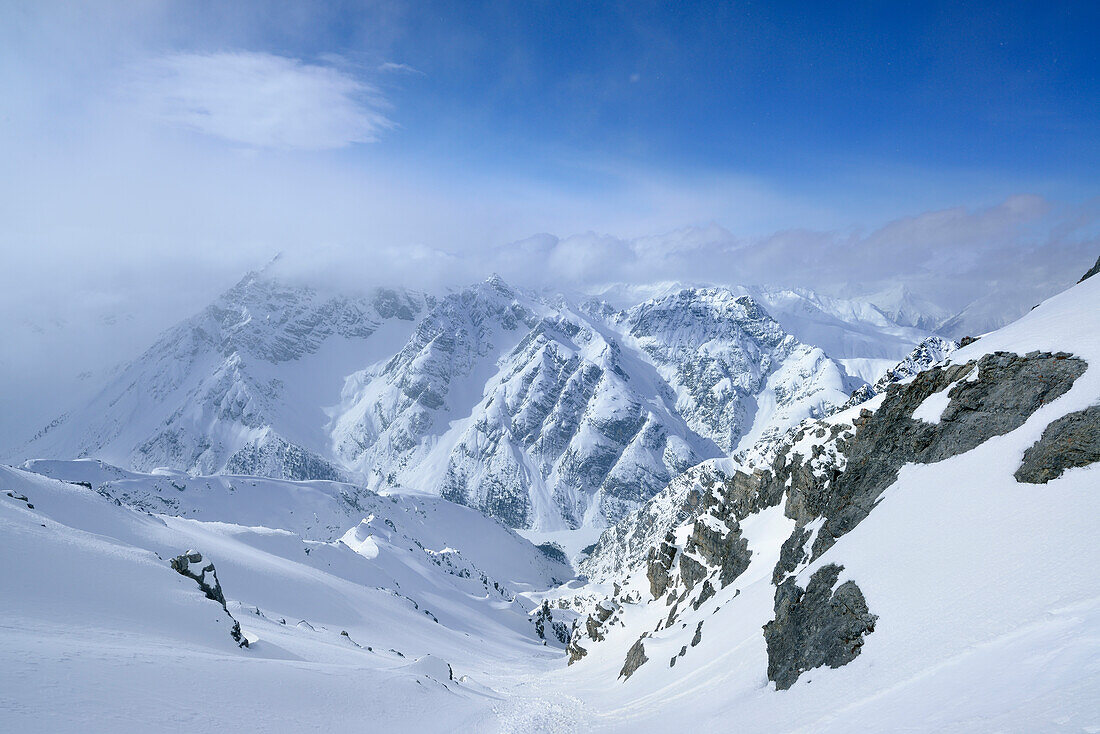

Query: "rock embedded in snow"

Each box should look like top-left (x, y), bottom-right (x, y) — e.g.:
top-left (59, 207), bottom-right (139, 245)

top-left (763, 564), bottom-right (876, 690)
top-left (1014, 404), bottom-right (1100, 483)
top-left (618, 635), bottom-right (649, 680)
top-left (779, 350), bottom-right (1087, 570)
top-left (169, 550), bottom-right (248, 647)
top-left (645, 532), bottom-right (678, 599)
top-left (533, 601), bottom-right (572, 645)
top-left (1079, 254), bottom-right (1100, 283)
top-left (586, 458), bottom-right (784, 584)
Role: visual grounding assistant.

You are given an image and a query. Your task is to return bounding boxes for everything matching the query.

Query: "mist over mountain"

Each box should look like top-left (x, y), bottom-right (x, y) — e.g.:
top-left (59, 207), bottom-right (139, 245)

top-left (14, 269), bottom-right (901, 532)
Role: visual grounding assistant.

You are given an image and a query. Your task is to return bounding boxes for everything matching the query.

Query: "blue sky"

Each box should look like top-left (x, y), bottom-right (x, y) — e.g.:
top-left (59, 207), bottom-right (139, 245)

top-left (1, 1), bottom-right (1097, 305)
top-left (17, 1), bottom-right (1092, 210)
top-left (367, 1), bottom-right (1099, 197)
top-left (0, 0), bottom-right (1097, 442)
top-left (191, 0), bottom-right (1096, 208)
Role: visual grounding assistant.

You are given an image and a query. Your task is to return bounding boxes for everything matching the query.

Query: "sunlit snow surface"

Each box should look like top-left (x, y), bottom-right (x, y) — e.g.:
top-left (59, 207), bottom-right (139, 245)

top-left (1, 276), bottom-right (1098, 732)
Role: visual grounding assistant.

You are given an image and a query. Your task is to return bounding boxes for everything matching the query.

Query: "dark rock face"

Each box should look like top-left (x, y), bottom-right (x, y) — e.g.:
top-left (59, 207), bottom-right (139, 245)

top-left (595, 601), bottom-right (616, 623)
top-left (691, 580), bottom-right (716, 611)
top-left (763, 564), bottom-right (876, 690)
top-left (3, 490), bottom-right (34, 509)
top-left (1079, 254), bottom-right (1100, 283)
top-left (678, 550), bottom-right (708, 592)
top-left (690, 620), bottom-right (704, 647)
top-left (535, 542), bottom-right (570, 566)
top-left (585, 614), bottom-right (604, 642)
top-left (646, 532), bottom-right (678, 598)
top-left (566, 635), bottom-right (588, 665)
top-left (170, 550), bottom-right (248, 647)
top-left (686, 514), bottom-right (751, 589)
top-left (783, 351), bottom-right (1087, 565)
top-left (1015, 405), bottom-right (1100, 483)
top-left (773, 526), bottom-right (811, 585)
top-left (533, 601), bottom-right (571, 645)
top-left (619, 636), bottom-right (649, 680)
top-left (711, 466), bottom-right (785, 523)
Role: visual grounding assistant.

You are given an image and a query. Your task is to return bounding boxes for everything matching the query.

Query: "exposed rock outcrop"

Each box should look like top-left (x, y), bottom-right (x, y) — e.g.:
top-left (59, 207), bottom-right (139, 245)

top-left (1014, 404), bottom-right (1100, 483)
top-left (686, 513), bottom-right (751, 589)
top-left (646, 532), bottom-right (678, 598)
top-left (170, 550), bottom-right (248, 647)
top-left (533, 600), bottom-right (571, 645)
top-left (619, 635), bottom-right (649, 680)
top-left (639, 463), bottom-right (783, 601)
top-left (841, 335), bottom-right (958, 410)
top-left (778, 351), bottom-right (1087, 573)
top-left (566, 635), bottom-right (588, 664)
top-left (3, 490), bottom-right (34, 509)
top-left (763, 564), bottom-right (876, 690)
top-left (1079, 254), bottom-right (1100, 283)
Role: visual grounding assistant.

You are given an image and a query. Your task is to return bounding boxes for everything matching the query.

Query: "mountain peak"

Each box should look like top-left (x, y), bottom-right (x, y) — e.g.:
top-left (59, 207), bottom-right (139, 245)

top-left (484, 272), bottom-right (512, 291)
top-left (1079, 254), bottom-right (1100, 283)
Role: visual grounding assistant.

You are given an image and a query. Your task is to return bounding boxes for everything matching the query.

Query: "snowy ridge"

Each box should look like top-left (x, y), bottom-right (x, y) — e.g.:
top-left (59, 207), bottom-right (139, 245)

top-left (14, 274), bottom-right (427, 480)
top-left (329, 280), bottom-right (864, 530)
top-left (18, 272), bottom-right (882, 533)
top-left (552, 273), bottom-right (1100, 730)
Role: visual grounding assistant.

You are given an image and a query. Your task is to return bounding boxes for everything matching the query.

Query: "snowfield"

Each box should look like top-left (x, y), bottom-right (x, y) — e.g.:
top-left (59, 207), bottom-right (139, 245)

top-left (1, 274), bottom-right (1098, 732)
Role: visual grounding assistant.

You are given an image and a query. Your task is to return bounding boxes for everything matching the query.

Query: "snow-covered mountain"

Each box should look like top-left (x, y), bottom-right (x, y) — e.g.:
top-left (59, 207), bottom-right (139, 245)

top-left (331, 279), bottom-right (861, 530)
top-left (3, 269), bottom-right (1097, 732)
top-left (15, 273), bottom-right (428, 480)
top-left (14, 274), bottom-right (881, 533)
top-left (594, 281), bottom-right (935, 360)
top-left (864, 284), bottom-right (954, 332)
top-left (554, 270), bottom-right (1100, 730)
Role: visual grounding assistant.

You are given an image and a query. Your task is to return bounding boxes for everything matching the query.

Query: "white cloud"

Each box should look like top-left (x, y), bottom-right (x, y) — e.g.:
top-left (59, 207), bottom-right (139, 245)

top-left (130, 51), bottom-right (393, 150)
top-left (378, 61), bottom-right (424, 75)
top-left (476, 196), bottom-right (1097, 313)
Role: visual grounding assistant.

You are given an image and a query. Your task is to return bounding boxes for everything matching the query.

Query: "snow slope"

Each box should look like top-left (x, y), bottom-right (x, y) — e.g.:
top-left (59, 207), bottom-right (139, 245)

top-left (0, 459), bottom-right (573, 732)
top-left (549, 273), bottom-right (1100, 731)
top-left (1, 274), bottom-right (1097, 732)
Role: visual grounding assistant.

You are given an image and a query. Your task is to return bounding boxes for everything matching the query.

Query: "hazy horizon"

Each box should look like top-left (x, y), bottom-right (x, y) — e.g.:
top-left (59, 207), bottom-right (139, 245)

top-left (2, 1), bottom-right (1098, 447)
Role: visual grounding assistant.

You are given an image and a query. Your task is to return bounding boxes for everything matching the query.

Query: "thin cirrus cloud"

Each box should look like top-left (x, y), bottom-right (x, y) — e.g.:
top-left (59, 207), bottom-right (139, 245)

top-left (129, 51), bottom-right (393, 150)
top-left (378, 61), bottom-right (425, 75)
top-left (480, 195), bottom-right (1097, 309)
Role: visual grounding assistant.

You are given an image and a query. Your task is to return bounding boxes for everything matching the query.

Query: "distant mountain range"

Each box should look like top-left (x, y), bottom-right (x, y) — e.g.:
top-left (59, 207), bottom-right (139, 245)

top-left (12, 270), bottom-right (957, 532)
